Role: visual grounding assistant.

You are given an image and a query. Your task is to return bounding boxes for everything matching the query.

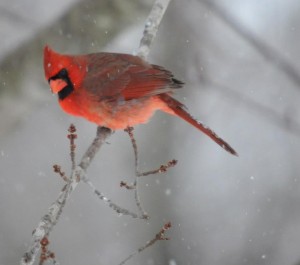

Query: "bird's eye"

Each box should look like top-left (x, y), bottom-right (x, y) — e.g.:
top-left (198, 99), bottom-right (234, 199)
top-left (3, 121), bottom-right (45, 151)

top-left (49, 68), bottom-right (69, 82)
top-left (58, 68), bottom-right (68, 78)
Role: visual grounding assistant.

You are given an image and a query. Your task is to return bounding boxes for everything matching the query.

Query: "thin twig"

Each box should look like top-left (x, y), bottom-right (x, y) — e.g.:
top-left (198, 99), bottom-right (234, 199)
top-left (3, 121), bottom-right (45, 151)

top-left (124, 127), bottom-right (177, 219)
top-left (119, 222), bottom-right (172, 265)
top-left (20, 127), bottom-right (112, 265)
top-left (53, 164), bottom-right (69, 182)
top-left (124, 127), bottom-right (139, 175)
top-left (82, 175), bottom-right (145, 219)
top-left (134, 179), bottom-right (148, 219)
top-left (137, 0), bottom-right (172, 60)
top-left (139, 159), bottom-right (177, 177)
top-left (124, 127), bottom-right (148, 219)
top-left (67, 124), bottom-right (77, 171)
top-left (39, 237), bottom-right (57, 265)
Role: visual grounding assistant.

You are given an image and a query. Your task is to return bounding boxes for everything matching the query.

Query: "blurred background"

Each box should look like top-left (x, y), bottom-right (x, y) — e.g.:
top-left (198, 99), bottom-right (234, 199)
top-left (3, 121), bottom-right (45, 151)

top-left (1, 0), bottom-right (300, 264)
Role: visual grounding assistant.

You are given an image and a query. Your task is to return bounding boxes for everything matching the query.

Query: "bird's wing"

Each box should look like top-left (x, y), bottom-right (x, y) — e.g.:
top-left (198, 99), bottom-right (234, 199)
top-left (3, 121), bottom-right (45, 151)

top-left (83, 53), bottom-right (183, 101)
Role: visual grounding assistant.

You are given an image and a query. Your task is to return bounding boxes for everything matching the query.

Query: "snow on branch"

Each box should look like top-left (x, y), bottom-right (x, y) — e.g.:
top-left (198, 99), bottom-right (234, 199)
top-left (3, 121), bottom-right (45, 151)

top-left (137, 0), bottom-right (172, 60)
top-left (20, 126), bottom-right (112, 265)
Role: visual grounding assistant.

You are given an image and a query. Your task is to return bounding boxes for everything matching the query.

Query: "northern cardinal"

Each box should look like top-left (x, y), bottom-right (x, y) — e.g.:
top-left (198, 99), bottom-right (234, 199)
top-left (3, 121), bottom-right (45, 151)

top-left (44, 45), bottom-right (237, 156)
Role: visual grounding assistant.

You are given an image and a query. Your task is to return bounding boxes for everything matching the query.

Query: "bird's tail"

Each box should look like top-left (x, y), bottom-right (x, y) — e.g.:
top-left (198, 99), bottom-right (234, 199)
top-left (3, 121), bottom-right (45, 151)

top-left (159, 94), bottom-right (238, 156)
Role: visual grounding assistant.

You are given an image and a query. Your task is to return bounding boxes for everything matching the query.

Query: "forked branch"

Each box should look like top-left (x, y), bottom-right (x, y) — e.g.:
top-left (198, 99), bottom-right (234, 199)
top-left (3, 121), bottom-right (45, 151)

top-left (21, 126), bottom-right (112, 265)
top-left (122, 127), bottom-right (177, 219)
top-left (119, 222), bottom-right (172, 265)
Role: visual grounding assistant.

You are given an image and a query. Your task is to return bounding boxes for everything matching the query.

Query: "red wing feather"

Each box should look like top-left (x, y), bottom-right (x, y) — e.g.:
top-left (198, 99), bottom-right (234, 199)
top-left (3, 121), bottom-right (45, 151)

top-left (83, 53), bottom-right (183, 101)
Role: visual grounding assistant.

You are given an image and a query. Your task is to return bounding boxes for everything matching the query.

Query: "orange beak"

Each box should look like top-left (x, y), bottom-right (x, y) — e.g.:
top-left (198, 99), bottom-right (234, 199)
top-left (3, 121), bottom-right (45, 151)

top-left (49, 79), bottom-right (68, 94)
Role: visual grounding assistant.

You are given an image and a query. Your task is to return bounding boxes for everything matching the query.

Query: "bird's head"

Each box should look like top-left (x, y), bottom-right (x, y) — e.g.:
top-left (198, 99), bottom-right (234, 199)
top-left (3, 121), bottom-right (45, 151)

top-left (44, 45), bottom-right (86, 100)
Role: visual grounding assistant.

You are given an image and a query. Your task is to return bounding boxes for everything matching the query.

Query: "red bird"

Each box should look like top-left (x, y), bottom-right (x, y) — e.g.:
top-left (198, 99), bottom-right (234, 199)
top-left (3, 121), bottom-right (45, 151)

top-left (44, 45), bottom-right (237, 156)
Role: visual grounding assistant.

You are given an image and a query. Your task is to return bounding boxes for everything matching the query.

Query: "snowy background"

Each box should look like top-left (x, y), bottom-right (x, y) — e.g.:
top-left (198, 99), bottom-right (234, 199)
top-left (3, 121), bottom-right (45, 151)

top-left (1, 0), bottom-right (300, 264)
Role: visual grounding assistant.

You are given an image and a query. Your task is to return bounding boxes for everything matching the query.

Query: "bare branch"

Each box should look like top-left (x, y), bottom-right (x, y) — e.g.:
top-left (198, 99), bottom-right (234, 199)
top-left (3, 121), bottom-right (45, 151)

top-left (119, 222), bottom-right (172, 265)
top-left (124, 127), bottom-right (148, 219)
top-left (124, 127), bottom-right (139, 175)
top-left (20, 127), bottom-right (112, 265)
top-left (67, 124), bottom-right (77, 171)
top-left (82, 175), bottom-right (145, 219)
top-left (139, 159), bottom-right (177, 177)
top-left (137, 0), bottom-right (172, 60)
top-left (79, 127), bottom-right (112, 170)
top-left (123, 127), bottom-right (177, 219)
